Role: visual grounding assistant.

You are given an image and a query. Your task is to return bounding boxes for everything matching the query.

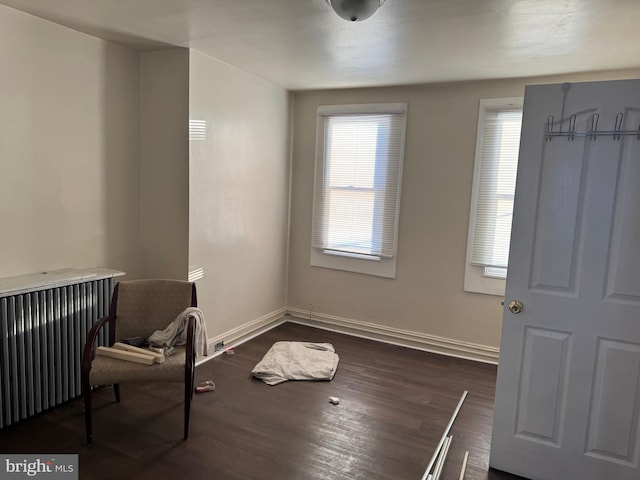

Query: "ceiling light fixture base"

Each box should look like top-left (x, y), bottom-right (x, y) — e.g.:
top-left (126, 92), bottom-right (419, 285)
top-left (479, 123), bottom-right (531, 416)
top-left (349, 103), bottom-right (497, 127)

top-left (326, 0), bottom-right (387, 22)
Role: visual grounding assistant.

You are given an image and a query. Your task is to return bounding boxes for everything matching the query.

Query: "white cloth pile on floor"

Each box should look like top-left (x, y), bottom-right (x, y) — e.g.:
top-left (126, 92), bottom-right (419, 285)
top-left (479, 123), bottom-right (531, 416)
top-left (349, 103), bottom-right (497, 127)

top-left (252, 341), bottom-right (340, 386)
top-left (148, 307), bottom-right (209, 357)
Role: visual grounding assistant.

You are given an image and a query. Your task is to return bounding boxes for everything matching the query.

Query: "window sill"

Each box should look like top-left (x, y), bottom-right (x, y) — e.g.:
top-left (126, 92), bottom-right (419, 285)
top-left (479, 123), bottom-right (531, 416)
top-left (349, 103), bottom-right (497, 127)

top-left (321, 249), bottom-right (381, 262)
top-left (310, 248), bottom-right (397, 279)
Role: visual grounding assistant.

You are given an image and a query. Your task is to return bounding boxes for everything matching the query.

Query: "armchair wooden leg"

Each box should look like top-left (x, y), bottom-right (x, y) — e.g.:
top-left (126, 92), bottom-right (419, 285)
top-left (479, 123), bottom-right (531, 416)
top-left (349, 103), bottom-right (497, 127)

top-left (113, 384), bottom-right (120, 402)
top-left (184, 357), bottom-right (195, 440)
top-left (184, 380), bottom-right (192, 440)
top-left (82, 384), bottom-right (93, 445)
top-left (184, 314), bottom-right (196, 440)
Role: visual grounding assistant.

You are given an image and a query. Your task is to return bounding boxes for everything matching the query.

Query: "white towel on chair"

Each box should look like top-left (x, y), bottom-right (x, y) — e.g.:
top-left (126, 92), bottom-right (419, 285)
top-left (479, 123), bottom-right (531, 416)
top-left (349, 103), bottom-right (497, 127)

top-left (148, 307), bottom-right (209, 357)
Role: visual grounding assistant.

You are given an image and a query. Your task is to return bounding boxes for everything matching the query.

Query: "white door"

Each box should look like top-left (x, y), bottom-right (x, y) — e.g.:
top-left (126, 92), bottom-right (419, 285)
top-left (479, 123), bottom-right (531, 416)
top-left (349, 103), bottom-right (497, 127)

top-left (490, 79), bottom-right (640, 480)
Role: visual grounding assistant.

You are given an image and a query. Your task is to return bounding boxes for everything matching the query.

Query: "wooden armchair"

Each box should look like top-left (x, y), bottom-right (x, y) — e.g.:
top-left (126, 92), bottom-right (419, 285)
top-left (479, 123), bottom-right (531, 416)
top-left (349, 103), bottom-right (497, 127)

top-left (81, 279), bottom-right (197, 444)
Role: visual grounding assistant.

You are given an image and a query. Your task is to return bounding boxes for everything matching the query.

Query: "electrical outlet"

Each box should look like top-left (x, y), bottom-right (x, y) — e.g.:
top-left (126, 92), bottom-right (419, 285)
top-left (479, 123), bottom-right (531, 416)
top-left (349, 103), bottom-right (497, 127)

top-left (214, 341), bottom-right (224, 352)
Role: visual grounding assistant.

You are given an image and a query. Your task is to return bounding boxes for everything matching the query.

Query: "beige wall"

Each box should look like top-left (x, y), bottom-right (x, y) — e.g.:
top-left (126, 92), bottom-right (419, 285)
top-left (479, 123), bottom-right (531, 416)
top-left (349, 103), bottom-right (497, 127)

top-left (188, 51), bottom-right (290, 338)
top-left (288, 68), bottom-right (640, 349)
top-left (0, 5), bottom-right (140, 279)
top-left (139, 49), bottom-right (190, 279)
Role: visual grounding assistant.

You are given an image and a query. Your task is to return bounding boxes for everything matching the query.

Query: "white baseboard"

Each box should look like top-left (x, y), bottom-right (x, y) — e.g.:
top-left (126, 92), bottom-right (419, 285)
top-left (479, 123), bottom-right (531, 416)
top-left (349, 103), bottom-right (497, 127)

top-left (285, 307), bottom-right (499, 364)
top-left (195, 306), bottom-right (499, 366)
top-left (196, 307), bottom-right (287, 366)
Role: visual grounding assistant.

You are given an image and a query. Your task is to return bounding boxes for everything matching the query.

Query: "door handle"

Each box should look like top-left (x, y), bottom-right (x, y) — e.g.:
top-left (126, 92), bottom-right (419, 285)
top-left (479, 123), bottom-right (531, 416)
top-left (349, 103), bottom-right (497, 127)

top-left (508, 300), bottom-right (524, 314)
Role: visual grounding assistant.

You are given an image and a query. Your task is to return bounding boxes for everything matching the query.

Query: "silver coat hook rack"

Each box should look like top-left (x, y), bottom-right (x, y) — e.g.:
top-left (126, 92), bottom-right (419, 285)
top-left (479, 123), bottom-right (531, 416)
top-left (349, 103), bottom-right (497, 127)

top-left (544, 82), bottom-right (640, 141)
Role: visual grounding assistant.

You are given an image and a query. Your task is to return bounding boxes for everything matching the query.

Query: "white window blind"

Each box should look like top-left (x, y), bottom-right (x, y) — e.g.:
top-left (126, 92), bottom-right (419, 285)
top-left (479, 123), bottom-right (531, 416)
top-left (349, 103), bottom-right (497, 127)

top-left (312, 103), bottom-right (407, 260)
top-left (470, 105), bottom-right (522, 271)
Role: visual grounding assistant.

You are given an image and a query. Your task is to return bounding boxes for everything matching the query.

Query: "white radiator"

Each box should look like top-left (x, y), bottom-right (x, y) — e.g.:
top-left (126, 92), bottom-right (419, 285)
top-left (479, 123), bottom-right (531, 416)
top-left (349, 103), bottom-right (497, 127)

top-left (0, 268), bottom-right (124, 429)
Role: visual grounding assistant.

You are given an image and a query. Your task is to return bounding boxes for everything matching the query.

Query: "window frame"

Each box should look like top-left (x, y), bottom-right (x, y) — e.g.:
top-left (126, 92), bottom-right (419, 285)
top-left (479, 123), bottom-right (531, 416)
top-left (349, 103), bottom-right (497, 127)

top-left (310, 102), bottom-right (407, 279)
top-left (464, 97), bottom-right (523, 296)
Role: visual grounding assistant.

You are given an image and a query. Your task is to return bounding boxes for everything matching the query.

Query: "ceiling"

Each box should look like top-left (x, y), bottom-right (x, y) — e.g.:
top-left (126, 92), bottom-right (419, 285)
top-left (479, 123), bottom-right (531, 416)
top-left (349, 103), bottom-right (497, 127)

top-left (2, 0), bottom-right (640, 90)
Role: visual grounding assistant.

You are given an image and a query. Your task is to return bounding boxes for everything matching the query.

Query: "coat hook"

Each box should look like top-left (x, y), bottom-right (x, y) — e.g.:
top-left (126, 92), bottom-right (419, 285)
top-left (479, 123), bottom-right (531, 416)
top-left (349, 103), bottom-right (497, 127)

top-left (590, 113), bottom-right (599, 141)
top-left (568, 114), bottom-right (576, 141)
top-left (546, 115), bottom-right (554, 141)
top-left (614, 112), bottom-right (624, 141)
top-left (559, 83), bottom-right (570, 136)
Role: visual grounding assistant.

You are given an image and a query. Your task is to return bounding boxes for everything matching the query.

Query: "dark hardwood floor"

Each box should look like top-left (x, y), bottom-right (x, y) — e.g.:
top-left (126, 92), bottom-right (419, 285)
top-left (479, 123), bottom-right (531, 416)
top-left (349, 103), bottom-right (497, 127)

top-left (0, 322), bottom-right (526, 480)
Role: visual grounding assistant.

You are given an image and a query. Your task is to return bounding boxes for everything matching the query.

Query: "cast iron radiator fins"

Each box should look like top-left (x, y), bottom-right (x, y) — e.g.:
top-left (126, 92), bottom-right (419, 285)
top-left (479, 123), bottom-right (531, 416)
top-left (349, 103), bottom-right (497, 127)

top-left (0, 273), bottom-right (119, 429)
